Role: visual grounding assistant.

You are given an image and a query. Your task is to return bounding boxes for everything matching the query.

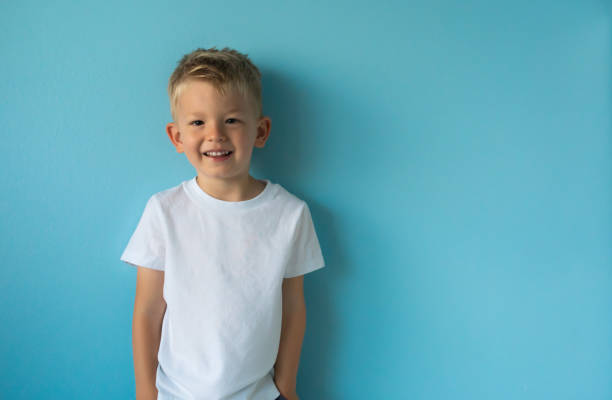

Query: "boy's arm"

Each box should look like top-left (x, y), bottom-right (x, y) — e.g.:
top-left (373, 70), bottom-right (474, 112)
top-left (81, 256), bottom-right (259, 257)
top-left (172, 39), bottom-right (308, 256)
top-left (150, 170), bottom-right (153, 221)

top-left (132, 266), bottom-right (166, 400)
top-left (274, 275), bottom-right (307, 400)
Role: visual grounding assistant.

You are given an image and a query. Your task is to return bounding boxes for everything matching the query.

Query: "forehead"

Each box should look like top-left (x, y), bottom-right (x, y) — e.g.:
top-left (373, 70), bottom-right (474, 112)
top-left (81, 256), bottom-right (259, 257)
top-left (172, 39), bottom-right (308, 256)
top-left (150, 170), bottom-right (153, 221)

top-left (176, 80), bottom-right (252, 114)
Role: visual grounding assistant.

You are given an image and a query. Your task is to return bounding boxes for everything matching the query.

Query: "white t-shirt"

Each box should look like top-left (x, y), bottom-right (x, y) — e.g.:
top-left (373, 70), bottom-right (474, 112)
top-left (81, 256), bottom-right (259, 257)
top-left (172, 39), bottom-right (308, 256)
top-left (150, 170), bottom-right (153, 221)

top-left (120, 176), bottom-right (325, 400)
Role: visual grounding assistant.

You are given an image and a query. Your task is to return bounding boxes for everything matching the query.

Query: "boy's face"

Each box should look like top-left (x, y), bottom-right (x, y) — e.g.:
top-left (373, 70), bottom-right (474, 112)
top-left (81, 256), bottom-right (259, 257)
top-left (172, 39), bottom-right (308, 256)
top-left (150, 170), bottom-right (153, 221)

top-left (166, 80), bottom-right (271, 185)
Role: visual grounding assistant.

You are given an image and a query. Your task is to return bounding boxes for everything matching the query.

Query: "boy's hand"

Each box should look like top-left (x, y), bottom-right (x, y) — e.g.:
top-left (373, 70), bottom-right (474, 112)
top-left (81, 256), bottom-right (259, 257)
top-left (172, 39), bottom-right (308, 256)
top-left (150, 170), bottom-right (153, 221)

top-left (282, 390), bottom-right (300, 400)
top-left (274, 378), bottom-right (299, 400)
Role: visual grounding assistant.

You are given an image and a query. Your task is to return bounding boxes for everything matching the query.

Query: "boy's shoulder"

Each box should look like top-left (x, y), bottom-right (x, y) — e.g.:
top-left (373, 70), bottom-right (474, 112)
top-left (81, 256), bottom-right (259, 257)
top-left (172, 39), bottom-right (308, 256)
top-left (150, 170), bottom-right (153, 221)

top-left (146, 179), bottom-right (191, 211)
top-left (268, 180), bottom-right (307, 208)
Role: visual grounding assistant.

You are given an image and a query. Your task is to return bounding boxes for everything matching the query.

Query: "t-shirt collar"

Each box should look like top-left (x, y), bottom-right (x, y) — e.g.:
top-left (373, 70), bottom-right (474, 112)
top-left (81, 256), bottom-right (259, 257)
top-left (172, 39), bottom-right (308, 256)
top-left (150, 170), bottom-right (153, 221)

top-left (184, 176), bottom-right (274, 211)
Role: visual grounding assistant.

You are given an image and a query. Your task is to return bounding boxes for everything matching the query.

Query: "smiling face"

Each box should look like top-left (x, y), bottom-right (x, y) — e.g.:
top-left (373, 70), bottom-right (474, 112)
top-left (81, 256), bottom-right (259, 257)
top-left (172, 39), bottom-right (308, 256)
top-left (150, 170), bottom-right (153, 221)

top-left (166, 79), bottom-right (271, 188)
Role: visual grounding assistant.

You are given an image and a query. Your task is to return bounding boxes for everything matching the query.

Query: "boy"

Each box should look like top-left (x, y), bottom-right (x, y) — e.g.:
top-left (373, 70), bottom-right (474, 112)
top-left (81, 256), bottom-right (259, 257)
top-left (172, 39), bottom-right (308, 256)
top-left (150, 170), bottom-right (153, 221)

top-left (120, 47), bottom-right (325, 400)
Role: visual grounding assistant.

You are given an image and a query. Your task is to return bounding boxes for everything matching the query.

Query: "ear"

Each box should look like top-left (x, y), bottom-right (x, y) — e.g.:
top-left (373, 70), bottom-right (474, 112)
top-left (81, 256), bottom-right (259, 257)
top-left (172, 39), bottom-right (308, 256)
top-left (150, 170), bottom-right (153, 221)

top-left (254, 116), bottom-right (271, 148)
top-left (166, 122), bottom-right (184, 153)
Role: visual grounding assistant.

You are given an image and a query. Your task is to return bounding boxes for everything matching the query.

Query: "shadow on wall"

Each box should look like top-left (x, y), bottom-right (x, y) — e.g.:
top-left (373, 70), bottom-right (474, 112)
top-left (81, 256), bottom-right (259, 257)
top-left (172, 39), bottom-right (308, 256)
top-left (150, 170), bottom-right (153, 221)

top-left (255, 68), bottom-right (341, 399)
top-left (254, 68), bottom-right (317, 181)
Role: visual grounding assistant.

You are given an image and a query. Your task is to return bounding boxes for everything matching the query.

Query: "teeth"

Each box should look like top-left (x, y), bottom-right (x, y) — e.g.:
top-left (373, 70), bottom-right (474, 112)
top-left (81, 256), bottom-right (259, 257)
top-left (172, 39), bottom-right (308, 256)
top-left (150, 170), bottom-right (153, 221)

top-left (205, 151), bottom-right (231, 156)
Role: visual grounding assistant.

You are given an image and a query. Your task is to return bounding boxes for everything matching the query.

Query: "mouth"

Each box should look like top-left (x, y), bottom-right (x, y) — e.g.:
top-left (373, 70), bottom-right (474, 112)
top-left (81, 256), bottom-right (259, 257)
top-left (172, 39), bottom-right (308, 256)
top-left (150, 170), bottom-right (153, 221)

top-left (203, 150), bottom-right (233, 161)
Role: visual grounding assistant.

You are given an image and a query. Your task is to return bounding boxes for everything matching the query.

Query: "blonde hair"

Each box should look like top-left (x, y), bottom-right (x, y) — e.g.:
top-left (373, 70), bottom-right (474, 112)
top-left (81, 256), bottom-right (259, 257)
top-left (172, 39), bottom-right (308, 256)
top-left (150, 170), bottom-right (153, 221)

top-left (167, 47), bottom-right (263, 121)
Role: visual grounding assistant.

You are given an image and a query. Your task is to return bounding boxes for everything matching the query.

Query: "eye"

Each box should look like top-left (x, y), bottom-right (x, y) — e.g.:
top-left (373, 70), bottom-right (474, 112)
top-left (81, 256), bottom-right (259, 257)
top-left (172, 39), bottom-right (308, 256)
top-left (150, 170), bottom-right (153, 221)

top-left (190, 120), bottom-right (204, 126)
top-left (226, 118), bottom-right (239, 124)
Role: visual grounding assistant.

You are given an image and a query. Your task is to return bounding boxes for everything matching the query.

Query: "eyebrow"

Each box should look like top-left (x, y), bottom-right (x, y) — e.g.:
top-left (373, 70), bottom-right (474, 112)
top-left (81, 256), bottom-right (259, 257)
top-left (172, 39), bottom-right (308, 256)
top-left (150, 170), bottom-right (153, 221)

top-left (186, 109), bottom-right (244, 118)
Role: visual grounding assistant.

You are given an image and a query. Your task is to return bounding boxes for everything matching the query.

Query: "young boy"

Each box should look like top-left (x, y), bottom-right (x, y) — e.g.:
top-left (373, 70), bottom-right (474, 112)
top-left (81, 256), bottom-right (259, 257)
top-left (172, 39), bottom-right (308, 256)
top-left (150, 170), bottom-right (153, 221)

top-left (120, 47), bottom-right (325, 400)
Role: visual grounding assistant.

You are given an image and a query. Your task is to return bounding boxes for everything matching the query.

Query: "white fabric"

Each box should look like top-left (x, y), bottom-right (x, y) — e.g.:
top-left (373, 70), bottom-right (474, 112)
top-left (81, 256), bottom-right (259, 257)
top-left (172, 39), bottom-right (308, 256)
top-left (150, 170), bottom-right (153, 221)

top-left (120, 177), bottom-right (325, 400)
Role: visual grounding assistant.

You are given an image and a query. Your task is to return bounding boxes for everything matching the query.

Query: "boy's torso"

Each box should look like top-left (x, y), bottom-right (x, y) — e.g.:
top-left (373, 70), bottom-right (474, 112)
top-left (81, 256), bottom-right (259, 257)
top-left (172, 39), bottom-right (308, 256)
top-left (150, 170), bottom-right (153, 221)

top-left (153, 177), bottom-right (302, 399)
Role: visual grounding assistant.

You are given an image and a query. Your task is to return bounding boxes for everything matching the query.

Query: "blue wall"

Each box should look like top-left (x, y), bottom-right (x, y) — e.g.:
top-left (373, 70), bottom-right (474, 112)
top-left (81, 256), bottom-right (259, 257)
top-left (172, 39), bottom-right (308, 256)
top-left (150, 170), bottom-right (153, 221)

top-left (1, 1), bottom-right (610, 398)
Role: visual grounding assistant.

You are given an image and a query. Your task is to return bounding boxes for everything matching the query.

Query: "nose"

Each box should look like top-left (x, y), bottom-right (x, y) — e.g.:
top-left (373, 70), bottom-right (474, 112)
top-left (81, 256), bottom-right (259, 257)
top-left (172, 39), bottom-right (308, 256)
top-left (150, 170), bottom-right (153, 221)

top-left (205, 121), bottom-right (227, 142)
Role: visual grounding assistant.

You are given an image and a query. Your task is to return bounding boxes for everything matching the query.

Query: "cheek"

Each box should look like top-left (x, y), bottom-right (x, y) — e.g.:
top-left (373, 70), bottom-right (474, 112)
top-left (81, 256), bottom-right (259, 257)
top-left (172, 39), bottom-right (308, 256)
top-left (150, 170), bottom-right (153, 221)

top-left (183, 135), bottom-right (200, 147)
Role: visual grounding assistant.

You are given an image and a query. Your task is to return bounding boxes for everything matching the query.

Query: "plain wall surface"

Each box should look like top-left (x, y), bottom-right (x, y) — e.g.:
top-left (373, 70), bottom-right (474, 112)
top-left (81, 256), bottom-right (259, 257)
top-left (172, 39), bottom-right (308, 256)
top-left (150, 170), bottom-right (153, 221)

top-left (1, 1), bottom-right (610, 399)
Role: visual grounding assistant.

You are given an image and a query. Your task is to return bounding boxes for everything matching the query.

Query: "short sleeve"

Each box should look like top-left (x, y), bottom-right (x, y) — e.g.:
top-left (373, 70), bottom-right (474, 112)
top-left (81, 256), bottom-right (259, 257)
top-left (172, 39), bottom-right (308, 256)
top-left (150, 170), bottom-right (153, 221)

top-left (284, 202), bottom-right (325, 278)
top-left (120, 195), bottom-right (165, 271)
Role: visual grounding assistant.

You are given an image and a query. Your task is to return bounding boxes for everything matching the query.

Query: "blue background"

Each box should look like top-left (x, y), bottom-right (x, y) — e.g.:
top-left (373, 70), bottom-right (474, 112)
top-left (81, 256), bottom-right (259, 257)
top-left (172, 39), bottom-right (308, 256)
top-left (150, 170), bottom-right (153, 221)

top-left (1, 1), bottom-right (610, 399)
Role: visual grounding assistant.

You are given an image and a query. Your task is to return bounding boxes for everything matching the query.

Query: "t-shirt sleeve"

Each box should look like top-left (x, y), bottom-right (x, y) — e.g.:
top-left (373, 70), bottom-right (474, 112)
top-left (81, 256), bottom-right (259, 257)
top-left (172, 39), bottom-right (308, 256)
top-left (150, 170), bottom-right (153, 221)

top-left (284, 202), bottom-right (325, 278)
top-left (120, 195), bottom-right (165, 271)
